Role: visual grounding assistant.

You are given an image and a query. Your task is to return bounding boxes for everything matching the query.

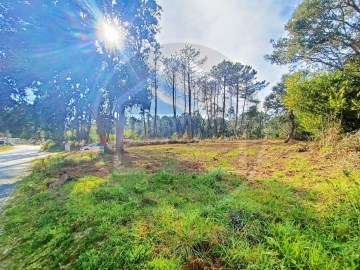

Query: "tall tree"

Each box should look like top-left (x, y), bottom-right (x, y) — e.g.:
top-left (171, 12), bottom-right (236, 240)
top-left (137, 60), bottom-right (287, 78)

top-left (266, 0), bottom-right (360, 69)
top-left (150, 43), bottom-right (162, 138)
top-left (211, 60), bottom-right (233, 137)
top-left (238, 66), bottom-right (268, 136)
top-left (264, 76), bottom-right (296, 143)
top-left (229, 62), bottom-right (245, 135)
top-left (162, 53), bottom-right (180, 134)
top-left (179, 45), bottom-right (207, 138)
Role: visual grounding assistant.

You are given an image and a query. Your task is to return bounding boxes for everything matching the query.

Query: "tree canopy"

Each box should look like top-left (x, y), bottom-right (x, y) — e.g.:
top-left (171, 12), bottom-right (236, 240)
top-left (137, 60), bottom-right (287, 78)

top-left (267, 0), bottom-right (360, 69)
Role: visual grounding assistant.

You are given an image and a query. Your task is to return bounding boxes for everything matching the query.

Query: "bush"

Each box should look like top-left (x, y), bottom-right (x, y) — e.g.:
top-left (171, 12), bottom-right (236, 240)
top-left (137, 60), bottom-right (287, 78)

top-left (182, 133), bottom-right (190, 141)
top-left (40, 140), bottom-right (63, 152)
top-left (171, 133), bottom-right (179, 140)
top-left (125, 130), bottom-right (138, 140)
top-left (285, 70), bottom-right (360, 136)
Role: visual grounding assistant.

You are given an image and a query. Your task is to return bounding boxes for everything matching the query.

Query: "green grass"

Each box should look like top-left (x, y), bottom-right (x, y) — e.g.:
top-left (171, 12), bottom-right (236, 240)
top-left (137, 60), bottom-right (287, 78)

top-left (0, 146), bottom-right (14, 152)
top-left (0, 145), bottom-right (359, 269)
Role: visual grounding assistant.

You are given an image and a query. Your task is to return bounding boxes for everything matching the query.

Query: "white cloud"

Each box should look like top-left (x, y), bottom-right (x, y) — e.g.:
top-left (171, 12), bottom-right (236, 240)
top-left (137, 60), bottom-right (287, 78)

top-left (157, 0), bottom-right (302, 106)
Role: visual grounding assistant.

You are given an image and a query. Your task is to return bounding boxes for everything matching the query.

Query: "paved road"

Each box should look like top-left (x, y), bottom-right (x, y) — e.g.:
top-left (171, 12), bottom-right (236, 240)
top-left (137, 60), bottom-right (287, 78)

top-left (0, 145), bottom-right (48, 210)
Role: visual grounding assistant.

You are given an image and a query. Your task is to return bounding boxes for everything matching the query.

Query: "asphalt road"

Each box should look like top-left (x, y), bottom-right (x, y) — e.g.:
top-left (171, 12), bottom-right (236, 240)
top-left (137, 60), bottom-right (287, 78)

top-left (0, 145), bottom-right (48, 210)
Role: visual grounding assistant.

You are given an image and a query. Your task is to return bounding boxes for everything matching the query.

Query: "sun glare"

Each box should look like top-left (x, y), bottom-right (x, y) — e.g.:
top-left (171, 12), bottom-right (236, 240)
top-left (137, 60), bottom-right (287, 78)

top-left (103, 23), bottom-right (119, 43)
top-left (96, 20), bottom-right (125, 52)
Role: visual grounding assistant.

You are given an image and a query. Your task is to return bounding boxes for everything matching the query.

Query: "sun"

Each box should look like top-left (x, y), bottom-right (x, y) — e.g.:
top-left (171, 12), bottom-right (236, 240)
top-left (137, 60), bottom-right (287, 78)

top-left (103, 23), bottom-right (120, 43)
top-left (96, 20), bottom-right (125, 52)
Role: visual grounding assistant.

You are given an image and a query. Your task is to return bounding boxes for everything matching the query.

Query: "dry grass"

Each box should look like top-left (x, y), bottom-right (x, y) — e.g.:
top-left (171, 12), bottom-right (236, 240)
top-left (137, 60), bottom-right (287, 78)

top-left (123, 140), bottom-right (321, 180)
top-left (0, 146), bottom-right (14, 152)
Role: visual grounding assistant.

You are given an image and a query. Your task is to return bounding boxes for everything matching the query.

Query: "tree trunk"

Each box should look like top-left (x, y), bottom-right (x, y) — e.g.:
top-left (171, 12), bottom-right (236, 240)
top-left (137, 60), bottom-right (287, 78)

top-left (85, 117), bottom-right (92, 143)
top-left (143, 111), bottom-right (147, 139)
top-left (235, 81), bottom-right (239, 136)
top-left (215, 87), bottom-right (219, 137)
top-left (75, 120), bottom-right (80, 142)
top-left (116, 108), bottom-right (126, 153)
top-left (183, 71), bottom-right (187, 113)
top-left (96, 116), bottom-right (106, 146)
top-left (172, 73), bottom-right (177, 134)
top-left (222, 76), bottom-right (226, 137)
top-left (188, 70), bottom-right (192, 138)
top-left (193, 83), bottom-right (196, 114)
top-left (147, 110), bottom-right (151, 138)
top-left (284, 111), bottom-right (295, 143)
top-left (205, 97), bottom-right (211, 138)
top-left (239, 82), bottom-right (248, 136)
top-left (153, 72), bottom-right (158, 138)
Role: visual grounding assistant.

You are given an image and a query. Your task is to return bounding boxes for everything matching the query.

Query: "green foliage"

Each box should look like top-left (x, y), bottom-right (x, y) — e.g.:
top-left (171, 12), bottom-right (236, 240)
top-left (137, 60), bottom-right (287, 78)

top-left (88, 125), bottom-right (98, 143)
top-left (284, 69), bottom-right (360, 135)
top-left (40, 140), bottom-right (63, 152)
top-left (267, 0), bottom-right (360, 69)
top-left (64, 130), bottom-right (76, 142)
top-left (124, 129), bottom-right (139, 140)
top-left (71, 176), bottom-right (108, 194)
top-left (171, 133), bottom-right (179, 140)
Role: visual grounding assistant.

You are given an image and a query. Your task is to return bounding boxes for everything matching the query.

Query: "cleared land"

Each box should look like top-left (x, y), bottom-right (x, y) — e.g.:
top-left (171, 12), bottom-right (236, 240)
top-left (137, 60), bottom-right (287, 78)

top-left (0, 140), bottom-right (359, 269)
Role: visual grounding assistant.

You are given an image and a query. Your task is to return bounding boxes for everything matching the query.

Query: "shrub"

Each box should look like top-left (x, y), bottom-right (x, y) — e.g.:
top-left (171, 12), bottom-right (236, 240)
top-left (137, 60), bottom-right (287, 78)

top-left (171, 133), bottom-right (179, 140)
top-left (125, 130), bottom-right (138, 140)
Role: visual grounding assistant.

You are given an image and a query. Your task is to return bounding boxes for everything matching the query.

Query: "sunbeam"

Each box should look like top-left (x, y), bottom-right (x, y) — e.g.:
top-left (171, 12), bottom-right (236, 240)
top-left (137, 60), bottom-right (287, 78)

top-left (96, 20), bottom-right (125, 53)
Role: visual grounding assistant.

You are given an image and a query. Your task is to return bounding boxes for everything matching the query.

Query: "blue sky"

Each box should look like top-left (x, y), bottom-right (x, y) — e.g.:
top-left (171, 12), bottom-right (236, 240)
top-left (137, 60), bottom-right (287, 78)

top-left (154, 0), bottom-right (302, 114)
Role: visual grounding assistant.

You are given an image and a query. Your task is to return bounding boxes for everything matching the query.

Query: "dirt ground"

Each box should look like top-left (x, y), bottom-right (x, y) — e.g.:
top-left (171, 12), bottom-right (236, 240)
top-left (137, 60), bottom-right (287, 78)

top-left (117, 140), bottom-right (322, 178)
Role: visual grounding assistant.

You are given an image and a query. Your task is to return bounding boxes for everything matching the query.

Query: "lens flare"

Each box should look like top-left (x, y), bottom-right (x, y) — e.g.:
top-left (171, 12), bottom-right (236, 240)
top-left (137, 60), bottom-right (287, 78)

top-left (103, 23), bottom-right (120, 43)
top-left (96, 20), bottom-right (125, 52)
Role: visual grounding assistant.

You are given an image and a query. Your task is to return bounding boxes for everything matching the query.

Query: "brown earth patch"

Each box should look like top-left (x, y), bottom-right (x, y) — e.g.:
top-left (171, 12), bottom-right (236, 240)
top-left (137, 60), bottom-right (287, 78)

top-left (52, 159), bottom-right (113, 181)
top-left (181, 256), bottom-right (222, 270)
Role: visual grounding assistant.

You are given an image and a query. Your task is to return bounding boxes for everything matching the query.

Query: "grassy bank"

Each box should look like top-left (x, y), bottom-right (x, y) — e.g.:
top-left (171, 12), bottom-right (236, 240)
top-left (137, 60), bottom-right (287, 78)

top-left (0, 146), bottom-right (14, 152)
top-left (0, 141), bottom-right (359, 269)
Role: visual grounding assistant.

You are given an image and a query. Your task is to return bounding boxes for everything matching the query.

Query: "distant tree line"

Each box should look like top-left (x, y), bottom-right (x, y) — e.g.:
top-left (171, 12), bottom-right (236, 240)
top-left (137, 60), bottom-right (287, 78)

top-left (137, 45), bottom-right (269, 140)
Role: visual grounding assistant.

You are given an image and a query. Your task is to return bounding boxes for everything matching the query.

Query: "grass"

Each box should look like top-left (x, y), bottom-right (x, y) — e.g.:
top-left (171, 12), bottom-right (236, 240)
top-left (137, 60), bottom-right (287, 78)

top-left (0, 140), bottom-right (359, 269)
top-left (0, 146), bottom-right (14, 152)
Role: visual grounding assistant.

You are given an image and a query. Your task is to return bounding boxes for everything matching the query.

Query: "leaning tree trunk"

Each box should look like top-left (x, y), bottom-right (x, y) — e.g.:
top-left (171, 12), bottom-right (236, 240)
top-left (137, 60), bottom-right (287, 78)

top-left (116, 108), bottom-right (126, 153)
top-left (284, 110), bottom-right (295, 143)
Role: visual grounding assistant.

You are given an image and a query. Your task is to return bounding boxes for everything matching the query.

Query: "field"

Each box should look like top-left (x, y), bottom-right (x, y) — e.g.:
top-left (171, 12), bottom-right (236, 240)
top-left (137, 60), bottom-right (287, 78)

top-left (0, 140), bottom-right (359, 269)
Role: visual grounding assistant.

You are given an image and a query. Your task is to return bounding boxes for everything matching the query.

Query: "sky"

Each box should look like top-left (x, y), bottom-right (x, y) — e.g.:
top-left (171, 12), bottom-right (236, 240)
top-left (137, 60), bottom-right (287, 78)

top-left (154, 0), bottom-right (302, 114)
